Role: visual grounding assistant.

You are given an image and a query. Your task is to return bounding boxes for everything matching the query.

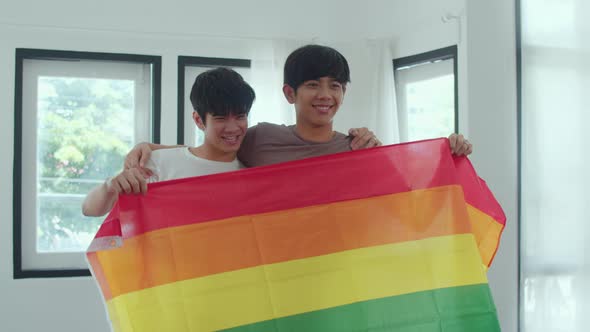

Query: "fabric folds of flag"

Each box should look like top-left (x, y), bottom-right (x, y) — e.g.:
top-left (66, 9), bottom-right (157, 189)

top-left (87, 138), bottom-right (505, 332)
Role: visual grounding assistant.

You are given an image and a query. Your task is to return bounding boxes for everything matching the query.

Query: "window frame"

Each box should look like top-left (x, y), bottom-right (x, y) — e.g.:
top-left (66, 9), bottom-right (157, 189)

top-left (177, 56), bottom-right (251, 144)
top-left (393, 45), bottom-right (459, 137)
top-left (13, 48), bottom-right (162, 279)
top-left (516, 1), bottom-right (523, 329)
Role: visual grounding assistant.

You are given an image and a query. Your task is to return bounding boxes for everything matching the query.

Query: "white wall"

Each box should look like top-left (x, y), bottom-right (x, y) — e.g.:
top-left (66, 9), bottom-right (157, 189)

top-left (1, 0), bottom-right (519, 331)
top-left (1, 0), bottom-right (463, 42)
top-left (465, 1), bottom-right (518, 332)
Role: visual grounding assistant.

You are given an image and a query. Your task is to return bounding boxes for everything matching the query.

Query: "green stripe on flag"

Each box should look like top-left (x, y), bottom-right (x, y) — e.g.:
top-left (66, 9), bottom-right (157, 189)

top-left (221, 284), bottom-right (500, 332)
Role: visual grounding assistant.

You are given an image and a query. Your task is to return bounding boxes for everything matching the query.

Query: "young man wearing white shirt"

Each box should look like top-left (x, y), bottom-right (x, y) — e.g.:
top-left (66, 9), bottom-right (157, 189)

top-left (81, 67), bottom-right (255, 217)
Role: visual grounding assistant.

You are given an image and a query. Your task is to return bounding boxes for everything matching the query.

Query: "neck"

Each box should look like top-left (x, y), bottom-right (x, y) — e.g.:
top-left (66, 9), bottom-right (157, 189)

top-left (294, 122), bottom-right (335, 143)
top-left (190, 145), bottom-right (236, 162)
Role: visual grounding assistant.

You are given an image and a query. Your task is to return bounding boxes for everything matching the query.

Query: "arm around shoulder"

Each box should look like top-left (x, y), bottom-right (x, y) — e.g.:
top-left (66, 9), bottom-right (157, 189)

top-left (125, 142), bottom-right (184, 170)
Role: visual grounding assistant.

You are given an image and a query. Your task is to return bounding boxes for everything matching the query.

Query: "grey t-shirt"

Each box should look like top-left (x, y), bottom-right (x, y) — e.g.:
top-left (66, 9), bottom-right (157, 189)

top-left (237, 122), bottom-right (352, 167)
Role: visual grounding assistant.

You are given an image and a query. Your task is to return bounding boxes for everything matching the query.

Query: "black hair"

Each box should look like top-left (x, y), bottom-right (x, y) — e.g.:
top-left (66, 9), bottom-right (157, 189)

top-left (283, 44), bottom-right (351, 90)
top-left (189, 67), bottom-right (255, 123)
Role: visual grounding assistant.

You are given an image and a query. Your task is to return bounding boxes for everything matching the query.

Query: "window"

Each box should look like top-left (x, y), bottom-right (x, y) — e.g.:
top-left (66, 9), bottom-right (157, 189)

top-left (177, 56), bottom-right (251, 145)
top-left (393, 46), bottom-right (458, 142)
top-left (519, 0), bottom-right (589, 330)
top-left (14, 49), bottom-right (161, 278)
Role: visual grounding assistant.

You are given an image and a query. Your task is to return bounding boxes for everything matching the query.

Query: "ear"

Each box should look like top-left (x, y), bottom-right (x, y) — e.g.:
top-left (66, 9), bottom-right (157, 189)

top-left (282, 84), bottom-right (296, 104)
top-left (193, 112), bottom-right (206, 130)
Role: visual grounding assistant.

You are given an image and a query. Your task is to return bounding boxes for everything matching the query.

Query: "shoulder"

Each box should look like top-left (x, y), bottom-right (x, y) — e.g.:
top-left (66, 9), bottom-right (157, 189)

top-left (251, 122), bottom-right (292, 136)
top-left (151, 147), bottom-right (188, 160)
top-left (143, 148), bottom-right (185, 183)
top-left (333, 130), bottom-right (349, 142)
top-left (253, 122), bottom-right (289, 131)
top-left (331, 131), bottom-right (352, 151)
top-left (148, 147), bottom-right (191, 169)
top-left (243, 122), bottom-right (293, 145)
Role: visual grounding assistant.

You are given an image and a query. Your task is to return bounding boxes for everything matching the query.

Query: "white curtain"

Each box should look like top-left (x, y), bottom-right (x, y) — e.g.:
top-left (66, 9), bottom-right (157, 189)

top-left (249, 39), bottom-right (305, 127)
top-left (331, 39), bottom-right (400, 145)
top-left (249, 38), bottom-right (400, 144)
top-left (521, 0), bottom-right (590, 331)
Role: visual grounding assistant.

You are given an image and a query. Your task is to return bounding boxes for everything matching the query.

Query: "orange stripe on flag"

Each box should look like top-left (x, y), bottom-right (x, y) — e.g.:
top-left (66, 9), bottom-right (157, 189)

top-left (468, 205), bottom-right (505, 267)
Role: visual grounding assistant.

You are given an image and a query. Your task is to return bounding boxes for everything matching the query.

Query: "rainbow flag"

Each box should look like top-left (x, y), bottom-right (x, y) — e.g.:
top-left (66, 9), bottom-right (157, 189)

top-left (87, 138), bottom-right (505, 332)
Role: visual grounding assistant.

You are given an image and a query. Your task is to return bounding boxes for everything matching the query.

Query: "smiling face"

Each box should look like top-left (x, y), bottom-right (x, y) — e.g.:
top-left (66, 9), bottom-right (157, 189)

top-left (283, 76), bottom-right (345, 129)
top-left (194, 111), bottom-right (248, 155)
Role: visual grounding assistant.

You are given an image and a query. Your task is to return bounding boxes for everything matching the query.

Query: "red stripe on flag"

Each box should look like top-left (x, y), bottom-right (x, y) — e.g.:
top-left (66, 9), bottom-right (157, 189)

top-left (118, 139), bottom-right (459, 238)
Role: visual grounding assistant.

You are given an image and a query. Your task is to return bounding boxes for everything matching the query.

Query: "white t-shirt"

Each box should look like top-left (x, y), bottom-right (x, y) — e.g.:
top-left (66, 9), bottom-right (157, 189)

top-left (144, 147), bottom-right (241, 183)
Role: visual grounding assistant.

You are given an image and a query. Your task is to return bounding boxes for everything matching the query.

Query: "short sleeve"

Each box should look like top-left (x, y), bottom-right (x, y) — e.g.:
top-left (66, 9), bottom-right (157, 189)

top-left (144, 156), bottom-right (160, 183)
top-left (237, 125), bottom-right (258, 167)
